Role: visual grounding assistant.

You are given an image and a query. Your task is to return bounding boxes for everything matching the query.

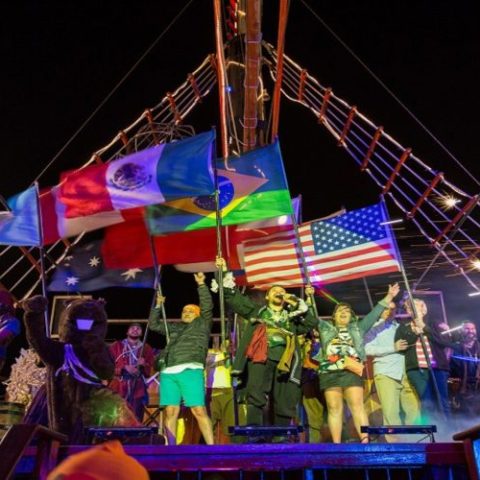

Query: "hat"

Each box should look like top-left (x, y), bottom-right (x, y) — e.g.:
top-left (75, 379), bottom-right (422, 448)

top-left (47, 440), bottom-right (149, 480)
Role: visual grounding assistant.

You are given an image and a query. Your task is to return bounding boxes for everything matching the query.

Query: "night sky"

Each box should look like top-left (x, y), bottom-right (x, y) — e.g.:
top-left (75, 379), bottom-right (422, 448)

top-left (1, 1), bottom-right (479, 339)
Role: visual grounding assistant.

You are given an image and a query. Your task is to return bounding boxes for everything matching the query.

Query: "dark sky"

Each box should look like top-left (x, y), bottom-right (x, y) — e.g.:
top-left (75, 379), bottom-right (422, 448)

top-left (1, 1), bottom-right (479, 329)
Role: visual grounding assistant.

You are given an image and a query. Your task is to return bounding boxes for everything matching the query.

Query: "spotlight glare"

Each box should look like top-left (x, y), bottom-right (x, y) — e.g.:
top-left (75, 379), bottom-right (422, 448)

top-left (439, 194), bottom-right (461, 210)
top-left (468, 291), bottom-right (480, 297)
top-left (471, 258), bottom-right (480, 271)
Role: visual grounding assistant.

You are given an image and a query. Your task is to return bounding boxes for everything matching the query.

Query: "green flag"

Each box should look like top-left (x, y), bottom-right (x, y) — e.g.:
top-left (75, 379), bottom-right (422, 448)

top-left (146, 140), bottom-right (293, 234)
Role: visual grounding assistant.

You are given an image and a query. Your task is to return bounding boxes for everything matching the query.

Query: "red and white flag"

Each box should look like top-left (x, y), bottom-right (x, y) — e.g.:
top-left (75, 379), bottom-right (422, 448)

top-left (243, 203), bottom-right (401, 288)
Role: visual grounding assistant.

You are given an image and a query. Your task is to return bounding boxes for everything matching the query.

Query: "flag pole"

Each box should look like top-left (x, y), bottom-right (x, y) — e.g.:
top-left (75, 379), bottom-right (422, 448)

top-left (381, 195), bottom-right (446, 419)
top-left (34, 182), bottom-right (50, 337)
top-left (147, 234), bottom-right (168, 343)
top-left (290, 196), bottom-right (319, 317)
top-left (212, 136), bottom-right (227, 349)
top-left (362, 277), bottom-right (374, 310)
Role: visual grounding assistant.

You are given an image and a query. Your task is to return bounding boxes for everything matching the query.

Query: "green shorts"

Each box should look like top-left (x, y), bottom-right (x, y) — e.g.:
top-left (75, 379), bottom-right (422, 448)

top-left (160, 369), bottom-right (206, 407)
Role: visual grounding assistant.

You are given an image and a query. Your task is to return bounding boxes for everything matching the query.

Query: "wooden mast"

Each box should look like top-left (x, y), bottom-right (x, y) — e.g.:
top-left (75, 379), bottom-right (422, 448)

top-left (242, 0), bottom-right (262, 151)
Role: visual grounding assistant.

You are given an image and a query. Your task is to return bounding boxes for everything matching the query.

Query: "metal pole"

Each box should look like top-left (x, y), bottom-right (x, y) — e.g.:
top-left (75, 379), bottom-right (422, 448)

top-left (212, 143), bottom-right (227, 348)
top-left (34, 182), bottom-right (50, 337)
top-left (363, 277), bottom-right (374, 310)
top-left (147, 235), bottom-right (168, 343)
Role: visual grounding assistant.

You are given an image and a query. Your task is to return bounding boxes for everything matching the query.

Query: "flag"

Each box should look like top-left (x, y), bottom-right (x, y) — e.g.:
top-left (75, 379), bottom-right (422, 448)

top-left (243, 202), bottom-right (401, 288)
top-left (48, 240), bottom-right (155, 292)
top-left (101, 198), bottom-right (300, 270)
top-left (146, 140), bottom-right (293, 234)
top-left (58, 131), bottom-right (215, 219)
top-left (40, 186), bottom-right (139, 245)
top-left (0, 186), bottom-right (41, 246)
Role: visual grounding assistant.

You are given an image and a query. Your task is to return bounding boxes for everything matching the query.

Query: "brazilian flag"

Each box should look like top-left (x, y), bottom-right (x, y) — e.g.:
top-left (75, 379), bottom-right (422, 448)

top-left (146, 140), bottom-right (294, 234)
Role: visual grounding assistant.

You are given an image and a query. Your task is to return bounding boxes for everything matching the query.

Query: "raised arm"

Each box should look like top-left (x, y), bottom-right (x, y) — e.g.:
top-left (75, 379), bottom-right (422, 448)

top-left (195, 272), bottom-right (214, 330)
top-left (360, 283), bottom-right (400, 335)
top-left (148, 292), bottom-right (181, 335)
top-left (22, 296), bottom-right (64, 367)
top-left (214, 256), bottom-right (258, 319)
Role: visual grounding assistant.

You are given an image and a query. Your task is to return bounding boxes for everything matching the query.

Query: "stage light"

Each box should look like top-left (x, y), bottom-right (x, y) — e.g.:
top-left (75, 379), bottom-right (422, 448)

top-left (468, 291), bottom-right (480, 297)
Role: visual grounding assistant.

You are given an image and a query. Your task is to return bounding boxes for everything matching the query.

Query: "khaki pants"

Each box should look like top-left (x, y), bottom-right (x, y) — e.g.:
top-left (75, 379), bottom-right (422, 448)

top-left (374, 373), bottom-right (420, 442)
top-left (302, 396), bottom-right (325, 443)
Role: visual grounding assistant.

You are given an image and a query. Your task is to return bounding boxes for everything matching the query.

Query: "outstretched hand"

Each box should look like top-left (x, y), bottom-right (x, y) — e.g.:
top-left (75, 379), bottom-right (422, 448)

top-left (155, 292), bottom-right (166, 308)
top-left (215, 256), bottom-right (227, 272)
top-left (194, 272), bottom-right (205, 285)
top-left (386, 283), bottom-right (400, 301)
top-left (305, 285), bottom-right (315, 297)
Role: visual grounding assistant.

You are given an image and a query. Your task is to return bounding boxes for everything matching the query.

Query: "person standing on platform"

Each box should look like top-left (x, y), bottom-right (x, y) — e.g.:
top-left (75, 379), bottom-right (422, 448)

top-left (205, 342), bottom-right (246, 443)
top-left (149, 272), bottom-right (215, 445)
top-left (312, 283), bottom-right (400, 443)
top-left (365, 303), bottom-right (420, 442)
top-left (394, 298), bottom-right (452, 420)
top-left (214, 257), bottom-right (317, 437)
top-left (299, 329), bottom-right (326, 443)
top-left (108, 323), bottom-right (155, 422)
top-left (0, 290), bottom-right (20, 374)
top-left (450, 322), bottom-right (480, 417)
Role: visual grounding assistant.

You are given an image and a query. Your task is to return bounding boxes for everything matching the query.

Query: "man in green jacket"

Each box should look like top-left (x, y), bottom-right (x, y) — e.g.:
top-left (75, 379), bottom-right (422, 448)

top-left (149, 272), bottom-right (214, 445)
top-left (215, 258), bottom-right (317, 434)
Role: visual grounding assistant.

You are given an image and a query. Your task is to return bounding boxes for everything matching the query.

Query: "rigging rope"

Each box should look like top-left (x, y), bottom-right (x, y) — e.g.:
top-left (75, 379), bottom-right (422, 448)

top-left (32, 0), bottom-right (197, 184)
top-left (299, 0), bottom-right (480, 189)
top-left (263, 41), bottom-right (480, 293)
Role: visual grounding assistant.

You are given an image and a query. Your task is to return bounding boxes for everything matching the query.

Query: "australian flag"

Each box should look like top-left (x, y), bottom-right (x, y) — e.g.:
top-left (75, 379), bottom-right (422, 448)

top-left (48, 239), bottom-right (155, 292)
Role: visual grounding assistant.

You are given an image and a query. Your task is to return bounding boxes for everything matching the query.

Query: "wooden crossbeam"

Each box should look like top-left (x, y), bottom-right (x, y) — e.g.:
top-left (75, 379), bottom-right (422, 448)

top-left (338, 106), bottom-right (357, 147)
top-left (361, 126), bottom-right (383, 171)
top-left (167, 92), bottom-right (182, 124)
top-left (433, 194), bottom-right (479, 244)
top-left (188, 73), bottom-right (203, 101)
top-left (407, 172), bottom-right (443, 218)
top-left (297, 69), bottom-right (308, 102)
top-left (317, 88), bottom-right (332, 123)
top-left (382, 147), bottom-right (411, 194)
top-left (119, 130), bottom-right (133, 154)
top-left (144, 109), bottom-right (160, 145)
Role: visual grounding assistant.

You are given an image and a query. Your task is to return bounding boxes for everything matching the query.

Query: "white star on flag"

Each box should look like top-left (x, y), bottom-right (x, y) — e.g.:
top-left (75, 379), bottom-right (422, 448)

top-left (65, 276), bottom-right (79, 286)
top-left (121, 268), bottom-right (142, 281)
top-left (89, 256), bottom-right (101, 267)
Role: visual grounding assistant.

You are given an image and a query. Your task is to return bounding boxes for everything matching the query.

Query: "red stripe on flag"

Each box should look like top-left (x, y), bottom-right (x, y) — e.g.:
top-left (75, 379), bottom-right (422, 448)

top-left (242, 212), bottom-right (400, 287)
top-left (60, 164), bottom-right (112, 218)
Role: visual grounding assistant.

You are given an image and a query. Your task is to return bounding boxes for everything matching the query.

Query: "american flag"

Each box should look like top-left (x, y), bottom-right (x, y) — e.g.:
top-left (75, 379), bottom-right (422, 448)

top-left (242, 203), bottom-right (401, 287)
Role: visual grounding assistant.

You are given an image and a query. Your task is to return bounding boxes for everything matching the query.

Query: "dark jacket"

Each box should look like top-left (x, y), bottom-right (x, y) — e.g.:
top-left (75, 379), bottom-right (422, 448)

top-left (225, 288), bottom-right (317, 384)
top-left (395, 322), bottom-right (453, 371)
top-left (149, 284), bottom-right (213, 368)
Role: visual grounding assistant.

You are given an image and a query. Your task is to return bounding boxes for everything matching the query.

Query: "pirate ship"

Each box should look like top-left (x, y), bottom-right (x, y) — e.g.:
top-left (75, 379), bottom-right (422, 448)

top-left (1, 1), bottom-right (480, 478)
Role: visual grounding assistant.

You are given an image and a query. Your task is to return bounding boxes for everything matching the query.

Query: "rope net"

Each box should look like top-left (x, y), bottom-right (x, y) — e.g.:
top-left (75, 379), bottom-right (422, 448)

top-left (1, 55), bottom-right (218, 302)
top-left (263, 41), bottom-right (480, 294)
top-left (2, 43), bottom-right (480, 301)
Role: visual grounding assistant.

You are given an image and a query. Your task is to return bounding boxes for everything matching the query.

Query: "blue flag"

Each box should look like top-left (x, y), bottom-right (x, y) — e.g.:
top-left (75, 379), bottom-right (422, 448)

top-left (0, 186), bottom-right (41, 246)
top-left (48, 240), bottom-right (155, 292)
